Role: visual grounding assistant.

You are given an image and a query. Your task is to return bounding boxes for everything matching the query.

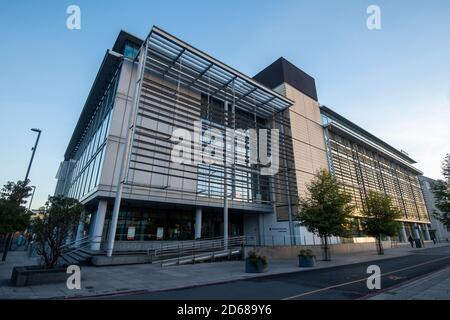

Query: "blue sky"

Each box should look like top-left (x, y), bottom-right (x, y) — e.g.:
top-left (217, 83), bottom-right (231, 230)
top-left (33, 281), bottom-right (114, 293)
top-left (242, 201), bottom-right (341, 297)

top-left (0, 0), bottom-right (449, 209)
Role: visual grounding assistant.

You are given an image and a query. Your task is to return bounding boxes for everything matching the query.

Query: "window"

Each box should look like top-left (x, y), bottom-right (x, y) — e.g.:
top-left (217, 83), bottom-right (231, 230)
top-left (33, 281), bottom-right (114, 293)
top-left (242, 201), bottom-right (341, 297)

top-left (124, 43), bottom-right (139, 59)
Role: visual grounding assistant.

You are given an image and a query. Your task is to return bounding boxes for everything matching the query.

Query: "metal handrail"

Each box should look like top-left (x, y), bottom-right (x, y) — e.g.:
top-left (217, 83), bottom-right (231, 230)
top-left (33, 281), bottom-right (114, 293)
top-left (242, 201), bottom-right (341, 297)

top-left (59, 235), bottom-right (91, 250)
top-left (145, 236), bottom-right (225, 255)
top-left (60, 235), bottom-right (102, 253)
top-left (152, 235), bottom-right (247, 261)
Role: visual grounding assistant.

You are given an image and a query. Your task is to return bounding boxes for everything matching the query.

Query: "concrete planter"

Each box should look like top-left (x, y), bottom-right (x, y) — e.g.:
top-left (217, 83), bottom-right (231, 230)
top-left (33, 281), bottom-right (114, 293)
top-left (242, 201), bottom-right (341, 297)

top-left (11, 265), bottom-right (72, 286)
top-left (298, 255), bottom-right (316, 267)
top-left (245, 258), bottom-right (267, 273)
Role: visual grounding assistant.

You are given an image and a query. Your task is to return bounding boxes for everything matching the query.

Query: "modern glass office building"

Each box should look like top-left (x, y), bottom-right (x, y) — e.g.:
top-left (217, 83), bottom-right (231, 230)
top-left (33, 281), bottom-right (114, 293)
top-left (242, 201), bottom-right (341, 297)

top-left (321, 107), bottom-right (431, 242)
top-left (55, 26), bottom-right (430, 252)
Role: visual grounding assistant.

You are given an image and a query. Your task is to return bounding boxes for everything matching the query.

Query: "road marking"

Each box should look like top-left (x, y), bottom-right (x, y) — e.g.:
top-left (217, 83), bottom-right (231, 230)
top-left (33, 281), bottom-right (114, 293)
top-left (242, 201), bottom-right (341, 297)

top-left (282, 255), bottom-right (450, 300)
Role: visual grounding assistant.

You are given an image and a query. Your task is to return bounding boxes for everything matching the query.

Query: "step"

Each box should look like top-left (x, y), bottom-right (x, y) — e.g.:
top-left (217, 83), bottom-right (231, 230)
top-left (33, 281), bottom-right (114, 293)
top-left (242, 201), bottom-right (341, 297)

top-left (60, 254), bottom-right (78, 266)
top-left (160, 249), bottom-right (242, 267)
top-left (70, 250), bottom-right (91, 259)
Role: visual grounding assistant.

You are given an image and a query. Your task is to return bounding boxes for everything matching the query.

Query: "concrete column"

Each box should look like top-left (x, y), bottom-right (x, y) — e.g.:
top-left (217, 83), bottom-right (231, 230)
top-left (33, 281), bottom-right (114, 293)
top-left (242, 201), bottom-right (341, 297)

top-left (413, 223), bottom-right (420, 239)
top-left (75, 212), bottom-right (85, 247)
top-left (88, 212), bottom-right (96, 238)
top-left (423, 224), bottom-right (431, 241)
top-left (195, 207), bottom-right (202, 239)
top-left (400, 223), bottom-right (408, 243)
top-left (258, 214), bottom-right (265, 246)
top-left (91, 200), bottom-right (107, 251)
top-left (223, 101), bottom-right (229, 250)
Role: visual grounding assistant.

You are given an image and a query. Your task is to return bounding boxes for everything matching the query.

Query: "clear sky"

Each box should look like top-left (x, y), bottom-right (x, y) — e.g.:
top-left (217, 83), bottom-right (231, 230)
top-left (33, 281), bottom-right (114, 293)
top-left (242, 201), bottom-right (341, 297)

top-left (0, 0), bottom-right (449, 209)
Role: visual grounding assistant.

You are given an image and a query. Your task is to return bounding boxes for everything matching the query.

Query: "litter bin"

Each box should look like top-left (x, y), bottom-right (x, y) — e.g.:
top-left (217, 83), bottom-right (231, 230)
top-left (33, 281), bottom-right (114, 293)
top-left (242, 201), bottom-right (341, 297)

top-left (414, 239), bottom-right (422, 248)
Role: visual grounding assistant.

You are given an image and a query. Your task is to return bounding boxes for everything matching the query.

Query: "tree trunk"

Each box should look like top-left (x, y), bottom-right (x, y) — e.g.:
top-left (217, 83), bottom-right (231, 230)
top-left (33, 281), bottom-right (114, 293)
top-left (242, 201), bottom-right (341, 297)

top-left (1, 233), bottom-right (12, 262)
top-left (376, 236), bottom-right (384, 255)
top-left (322, 236), bottom-right (331, 261)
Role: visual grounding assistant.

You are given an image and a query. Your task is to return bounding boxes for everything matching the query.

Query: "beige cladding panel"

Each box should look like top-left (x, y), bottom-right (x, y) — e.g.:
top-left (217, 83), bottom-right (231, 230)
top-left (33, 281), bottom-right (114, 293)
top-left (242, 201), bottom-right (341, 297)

top-left (282, 82), bottom-right (329, 197)
top-left (292, 140), bottom-right (313, 173)
top-left (304, 95), bottom-right (321, 124)
top-left (296, 171), bottom-right (315, 198)
top-left (285, 84), bottom-right (307, 118)
top-left (284, 83), bottom-right (322, 124)
top-left (310, 146), bottom-right (328, 173)
top-left (307, 121), bottom-right (327, 151)
top-left (289, 111), bottom-right (309, 144)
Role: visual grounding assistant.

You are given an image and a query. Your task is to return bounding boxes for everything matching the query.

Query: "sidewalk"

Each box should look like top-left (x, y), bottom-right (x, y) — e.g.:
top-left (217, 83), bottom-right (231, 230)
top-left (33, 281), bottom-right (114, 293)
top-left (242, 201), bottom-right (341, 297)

top-left (370, 266), bottom-right (450, 300)
top-left (0, 243), bottom-right (449, 299)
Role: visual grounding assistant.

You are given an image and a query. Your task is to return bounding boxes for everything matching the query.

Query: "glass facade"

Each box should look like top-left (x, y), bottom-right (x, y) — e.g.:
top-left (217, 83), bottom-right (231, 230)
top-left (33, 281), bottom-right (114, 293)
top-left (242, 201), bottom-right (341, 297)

top-left (324, 125), bottom-right (429, 222)
top-left (195, 94), bottom-right (271, 203)
top-left (100, 206), bottom-right (243, 241)
top-left (66, 69), bottom-right (119, 200)
top-left (123, 42), bottom-right (140, 59)
top-left (196, 124), bottom-right (259, 202)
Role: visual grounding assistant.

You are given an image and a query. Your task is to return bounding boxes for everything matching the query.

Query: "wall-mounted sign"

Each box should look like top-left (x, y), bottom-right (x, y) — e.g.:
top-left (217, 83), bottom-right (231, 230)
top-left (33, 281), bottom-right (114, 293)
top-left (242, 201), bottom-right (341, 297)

top-left (127, 226), bottom-right (136, 240)
top-left (269, 227), bottom-right (287, 233)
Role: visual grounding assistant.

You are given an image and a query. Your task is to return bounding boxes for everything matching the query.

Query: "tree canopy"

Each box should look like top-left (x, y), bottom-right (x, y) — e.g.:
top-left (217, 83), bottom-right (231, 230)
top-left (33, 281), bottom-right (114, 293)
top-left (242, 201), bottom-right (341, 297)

top-left (297, 169), bottom-right (354, 260)
top-left (360, 191), bottom-right (402, 254)
top-left (0, 180), bottom-right (32, 234)
top-left (33, 196), bottom-right (83, 268)
top-left (432, 154), bottom-right (450, 228)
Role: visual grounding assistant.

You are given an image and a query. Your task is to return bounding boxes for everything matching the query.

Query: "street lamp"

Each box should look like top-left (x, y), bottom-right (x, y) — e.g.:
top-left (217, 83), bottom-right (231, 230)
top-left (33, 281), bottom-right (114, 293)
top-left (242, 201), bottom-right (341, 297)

top-left (24, 128), bottom-right (41, 183)
top-left (28, 186), bottom-right (36, 210)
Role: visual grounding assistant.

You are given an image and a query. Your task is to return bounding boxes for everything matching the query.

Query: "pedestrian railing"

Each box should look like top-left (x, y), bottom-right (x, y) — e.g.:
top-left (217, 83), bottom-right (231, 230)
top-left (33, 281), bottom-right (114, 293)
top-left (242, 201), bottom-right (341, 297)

top-left (151, 236), bottom-right (248, 265)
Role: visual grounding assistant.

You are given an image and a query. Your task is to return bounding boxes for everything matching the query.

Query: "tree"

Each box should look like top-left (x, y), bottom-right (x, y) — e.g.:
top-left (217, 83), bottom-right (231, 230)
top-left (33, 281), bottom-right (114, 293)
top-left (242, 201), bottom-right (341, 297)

top-left (0, 180), bottom-right (32, 261)
top-left (297, 169), bottom-right (354, 261)
top-left (360, 191), bottom-right (402, 255)
top-left (432, 154), bottom-right (450, 228)
top-left (33, 196), bottom-right (83, 268)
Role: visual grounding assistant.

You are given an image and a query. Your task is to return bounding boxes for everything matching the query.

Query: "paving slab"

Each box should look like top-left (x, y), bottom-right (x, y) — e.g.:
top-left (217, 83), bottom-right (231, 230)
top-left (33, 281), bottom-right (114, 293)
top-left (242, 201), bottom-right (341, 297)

top-left (370, 266), bottom-right (450, 300)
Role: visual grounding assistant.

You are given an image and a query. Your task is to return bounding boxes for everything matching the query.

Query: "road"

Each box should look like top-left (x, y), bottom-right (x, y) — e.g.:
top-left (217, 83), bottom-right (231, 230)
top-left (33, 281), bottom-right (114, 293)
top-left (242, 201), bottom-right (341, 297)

top-left (106, 245), bottom-right (450, 300)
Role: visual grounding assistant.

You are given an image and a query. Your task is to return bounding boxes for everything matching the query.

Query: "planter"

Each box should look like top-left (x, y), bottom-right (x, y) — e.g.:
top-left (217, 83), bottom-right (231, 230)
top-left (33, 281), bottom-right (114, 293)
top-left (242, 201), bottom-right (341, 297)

top-left (245, 258), bottom-right (267, 273)
top-left (298, 255), bottom-right (316, 267)
top-left (11, 265), bottom-right (76, 286)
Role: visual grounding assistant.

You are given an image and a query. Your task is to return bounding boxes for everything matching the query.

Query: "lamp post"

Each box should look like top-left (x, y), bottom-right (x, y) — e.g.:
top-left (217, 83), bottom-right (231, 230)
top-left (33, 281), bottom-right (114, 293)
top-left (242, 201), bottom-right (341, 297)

top-left (28, 186), bottom-right (36, 210)
top-left (24, 128), bottom-right (41, 183)
top-left (2, 129), bottom-right (42, 262)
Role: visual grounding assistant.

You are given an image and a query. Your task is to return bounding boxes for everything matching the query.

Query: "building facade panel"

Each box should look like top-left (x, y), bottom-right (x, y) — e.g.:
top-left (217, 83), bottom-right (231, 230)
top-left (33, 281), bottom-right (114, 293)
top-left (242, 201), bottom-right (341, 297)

top-left (321, 107), bottom-right (431, 242)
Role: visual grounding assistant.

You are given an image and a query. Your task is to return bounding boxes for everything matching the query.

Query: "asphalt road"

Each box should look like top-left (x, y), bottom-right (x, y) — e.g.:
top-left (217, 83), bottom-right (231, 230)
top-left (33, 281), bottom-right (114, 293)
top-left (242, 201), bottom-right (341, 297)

top-left (107, 245), bottom-right (450, 300)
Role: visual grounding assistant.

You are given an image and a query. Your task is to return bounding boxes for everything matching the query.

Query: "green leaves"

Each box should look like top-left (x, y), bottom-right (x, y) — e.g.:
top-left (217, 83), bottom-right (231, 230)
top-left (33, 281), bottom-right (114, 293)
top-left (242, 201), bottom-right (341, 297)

top-left (33, 196), bottom-right (83, 268)
top-left (360, 191), bottom-right (402, 239)
top-left (431, 154), bottom-right (450, 228)
top-left (297, 169), bottom-right (355, 239)
top-left (0, 180), bottom-right (32, 234)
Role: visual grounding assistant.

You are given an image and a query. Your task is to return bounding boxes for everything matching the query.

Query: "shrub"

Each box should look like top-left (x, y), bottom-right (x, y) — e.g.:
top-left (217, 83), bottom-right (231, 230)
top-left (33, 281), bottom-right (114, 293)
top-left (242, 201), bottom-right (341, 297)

top-left (247, 250), bottom-right (267, 267)
top-left (298, 249), bottom-right (315, 257)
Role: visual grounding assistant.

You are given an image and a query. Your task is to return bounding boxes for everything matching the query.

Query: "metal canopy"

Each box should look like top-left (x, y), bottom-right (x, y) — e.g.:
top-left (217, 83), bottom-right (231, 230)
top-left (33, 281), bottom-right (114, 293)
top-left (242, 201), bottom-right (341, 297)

top-left (143, 26), bottom-right (293, 117)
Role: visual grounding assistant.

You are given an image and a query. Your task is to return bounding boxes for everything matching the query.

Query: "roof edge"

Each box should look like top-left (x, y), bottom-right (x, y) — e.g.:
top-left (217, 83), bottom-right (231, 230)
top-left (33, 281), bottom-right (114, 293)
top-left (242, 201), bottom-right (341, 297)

top-left (64, 50), bottom-right (123, 160)
top-left (149, 26), bottom-right (294, 106)
top-left (321, 105), bottom-right (418, 165)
